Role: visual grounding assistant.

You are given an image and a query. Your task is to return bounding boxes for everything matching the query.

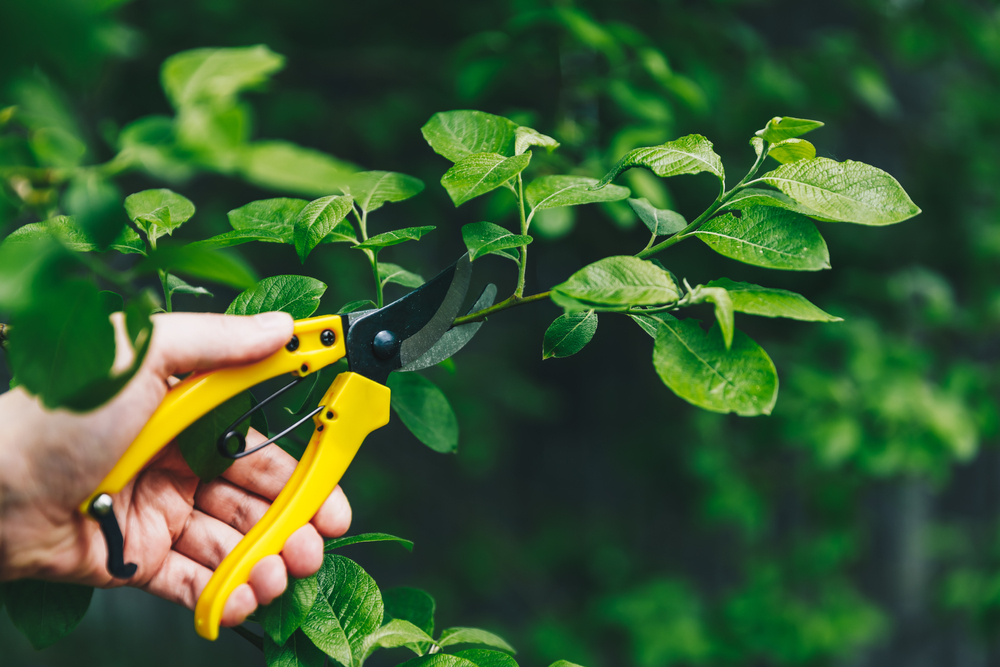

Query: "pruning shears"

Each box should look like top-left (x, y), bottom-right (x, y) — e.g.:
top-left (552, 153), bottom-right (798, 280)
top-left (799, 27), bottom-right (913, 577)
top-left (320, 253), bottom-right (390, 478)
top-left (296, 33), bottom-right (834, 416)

top-left (78, 254), bottom-right (492, 641)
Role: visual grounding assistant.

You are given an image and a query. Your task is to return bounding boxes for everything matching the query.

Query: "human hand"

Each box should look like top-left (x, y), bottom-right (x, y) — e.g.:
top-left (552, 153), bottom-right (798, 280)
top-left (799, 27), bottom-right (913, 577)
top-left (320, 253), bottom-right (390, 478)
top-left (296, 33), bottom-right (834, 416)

top-left (0, 312), bottom-right (352, 626)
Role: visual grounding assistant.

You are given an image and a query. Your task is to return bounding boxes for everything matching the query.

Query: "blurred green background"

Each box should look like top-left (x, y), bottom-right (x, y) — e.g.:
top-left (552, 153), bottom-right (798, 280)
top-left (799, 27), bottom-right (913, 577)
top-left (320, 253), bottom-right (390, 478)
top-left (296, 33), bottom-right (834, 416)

top-left (3, 0), bottom-right (1000, 665)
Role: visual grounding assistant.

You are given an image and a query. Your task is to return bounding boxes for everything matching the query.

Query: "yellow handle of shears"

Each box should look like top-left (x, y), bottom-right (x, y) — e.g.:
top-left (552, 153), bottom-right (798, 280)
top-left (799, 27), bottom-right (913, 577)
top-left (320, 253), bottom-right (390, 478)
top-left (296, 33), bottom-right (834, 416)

top-left (79, 313), bottom-right (393, 640)
top-left (195, 370), bottom-right (389, 639)
top-left (79, 314), bottom-right (348, 514)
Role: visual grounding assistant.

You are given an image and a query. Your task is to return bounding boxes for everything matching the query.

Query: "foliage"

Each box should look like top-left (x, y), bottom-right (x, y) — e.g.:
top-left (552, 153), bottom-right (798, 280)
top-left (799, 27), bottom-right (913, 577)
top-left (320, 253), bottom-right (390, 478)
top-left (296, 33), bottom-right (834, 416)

top-left (0, 38), bottom-right (918, 664)
top-left (5, 1), bottom-right (996, 665)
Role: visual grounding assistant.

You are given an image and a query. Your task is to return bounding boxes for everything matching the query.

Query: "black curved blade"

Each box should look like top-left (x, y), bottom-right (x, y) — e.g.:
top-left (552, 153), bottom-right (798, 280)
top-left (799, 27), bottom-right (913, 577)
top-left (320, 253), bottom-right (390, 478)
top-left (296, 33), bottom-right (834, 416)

top-left (400, 283), bottom-right (496, 372)
top-left (344, 254), bottom-right (472, 384)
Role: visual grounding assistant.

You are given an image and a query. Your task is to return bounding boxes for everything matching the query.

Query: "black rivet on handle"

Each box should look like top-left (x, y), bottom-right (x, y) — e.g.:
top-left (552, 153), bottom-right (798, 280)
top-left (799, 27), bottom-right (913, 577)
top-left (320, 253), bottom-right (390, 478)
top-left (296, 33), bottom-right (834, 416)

top-left (372, 330), bottom-right (399, 360)
top-left (286, 335), bottom-right (300, 352)
top-left (321, 329), bottom-right (336, 346)
top-left (326, 411), bottom-right (334, 419)
top-left (300, 364), bottom-right (308, 373)
top-left (317, 425), bottom-right (324, 432)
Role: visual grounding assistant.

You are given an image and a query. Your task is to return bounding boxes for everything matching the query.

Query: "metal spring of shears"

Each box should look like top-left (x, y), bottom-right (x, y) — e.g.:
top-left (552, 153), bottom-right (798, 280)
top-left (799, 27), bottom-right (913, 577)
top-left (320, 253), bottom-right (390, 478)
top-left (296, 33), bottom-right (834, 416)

top-left (216, 375), bottom-right (325, 460)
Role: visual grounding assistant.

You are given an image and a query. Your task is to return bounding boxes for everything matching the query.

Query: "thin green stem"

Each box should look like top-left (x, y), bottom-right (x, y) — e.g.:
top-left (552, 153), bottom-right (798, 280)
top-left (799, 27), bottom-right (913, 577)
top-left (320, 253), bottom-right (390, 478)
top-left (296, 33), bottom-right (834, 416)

top-left (146, 235), bottom-right (172, 311)
top-left (357, 208), bottom-right (385, 308)
top-left (640, 232), bottom-right (657, 254)
top-left (736, 141), bottom-right (770, 189)
top-left (637, 145), bottom-right (771, 260)
top-left (370, 250), bottom-right (383, 308)
top-left (453, 291), bottom-right (552, 326)
top-left (230, 625), bottom-right (264, 651)
top-left (515, 174), bottom-right (529, 298)
top-left (158, 270), bottom-right (172, 312)
top-left (636, 200), bottom-right (723, 258)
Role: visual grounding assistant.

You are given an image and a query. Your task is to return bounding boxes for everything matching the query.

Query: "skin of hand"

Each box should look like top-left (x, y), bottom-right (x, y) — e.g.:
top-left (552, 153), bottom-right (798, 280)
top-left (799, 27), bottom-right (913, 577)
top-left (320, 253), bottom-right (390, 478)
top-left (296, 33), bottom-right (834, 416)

top-left (0, 311), bottom-right (352, 627)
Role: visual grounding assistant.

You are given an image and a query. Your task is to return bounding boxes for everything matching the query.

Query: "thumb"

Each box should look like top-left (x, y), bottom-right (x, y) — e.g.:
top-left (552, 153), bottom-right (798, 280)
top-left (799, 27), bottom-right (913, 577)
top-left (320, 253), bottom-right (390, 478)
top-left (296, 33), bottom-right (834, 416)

top-left (146, 312), bottom-right (294, 379)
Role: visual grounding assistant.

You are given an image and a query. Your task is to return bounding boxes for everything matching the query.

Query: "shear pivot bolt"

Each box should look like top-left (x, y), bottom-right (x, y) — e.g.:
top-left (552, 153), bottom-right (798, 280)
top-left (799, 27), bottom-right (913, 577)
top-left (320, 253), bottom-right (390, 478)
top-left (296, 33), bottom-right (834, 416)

top-left (91, 494), bottom-right (113, 517)
top-left (286, 336), bottom-right (300, 352)
top-left (372, 330), bottom-right (399, 360)
top-left (321, 329), bottom-right (336, 346)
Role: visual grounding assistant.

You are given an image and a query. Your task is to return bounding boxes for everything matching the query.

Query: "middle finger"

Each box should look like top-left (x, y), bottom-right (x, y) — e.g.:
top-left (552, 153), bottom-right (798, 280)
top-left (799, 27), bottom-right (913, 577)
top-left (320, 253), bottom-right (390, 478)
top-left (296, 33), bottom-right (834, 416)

top-left (211, 429), bottom-right (352, 537)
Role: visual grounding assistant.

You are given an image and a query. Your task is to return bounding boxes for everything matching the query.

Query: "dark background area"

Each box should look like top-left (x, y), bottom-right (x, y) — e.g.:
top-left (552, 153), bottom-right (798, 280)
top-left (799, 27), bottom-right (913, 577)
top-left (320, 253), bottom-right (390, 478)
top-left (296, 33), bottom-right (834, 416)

top-left (4, 0), bottom-right (1000, 665)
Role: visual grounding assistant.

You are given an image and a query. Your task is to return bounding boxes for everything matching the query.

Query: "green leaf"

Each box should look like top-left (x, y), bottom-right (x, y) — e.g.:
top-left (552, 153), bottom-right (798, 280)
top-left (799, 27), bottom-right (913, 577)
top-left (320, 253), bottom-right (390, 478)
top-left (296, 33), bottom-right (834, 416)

top-left (421, 110), bottom-right (519, 162)
top-left (398, 656), bottom-right (479, 667)
top-left (174, 103), bottom-right (248, 169)
top-left (693, 204), bottom-right (830, 271)
top-left (597, 135), bottom-right (724, 187)
top-left (293, 195), bottom-right (355, 262)
top-left (99, 290), bottom-right (124, 315)
top-left (767, 138), bottom-right (816, 164)
top-left (525, 175), bottom-right (629, 212)
top-left (453, 650), bottom-right (519, 667)
top-left (301, 555), bottom-right (384, 666)
top-left (361, 619), bottom-right (436, 662)
top-left (514, 126), bottom-right (559, 155)
top-left (627, 198), bottom-right (687, 236)
top-left (755, 116), bottom-right (824, 143)
top-left (337, 300), bottom-right (378, 315)
top-left (542, 311), bottom-right (598, 360)
top-left (124, 189), bottom-right (195, 242)
top-left (344, 171), bottom-right (424, 214)
top-left (548, 662), bottom-right (586, 667)
top-left (250, 392), bottom-right (270, 437)
top-left (686, 285), bottom-right (735, 350)
top-left (461, 221), bottom-right (531, 262)
top-left (3, 216), bottom-right (145, 255)
top-left (384, 587), bottom-right (436, 636)
top-left (379, 263), bottom-right (424, 289)
top-left (117, 115), bottom-right (194, 182)
top-left (188, 229), bottom-right (287, 249)
top-left (551, 256), bottom-right (680, 310)
top-left (139, 246), bottom-right (257, 288)
top-left (441, 153), bottom-right (531, 207)
top-left (321, 219), bottom-right (359, 245)
top-left (324, 532), bottom-right (414, 553)
top-left (283, 366), bottom-right (330, 416)
top-left (166, 274), bottom-right (213, 300)
top-left (229, 198), bottom-right (309, 243)
top-left (240, 141), bottom-right (353, 197)
top-left (759, 157), bottom-right (921, 225)
top-left (724, 188), bottom-right (824, 218)
top-left (8, 280), bottom-right (116, 410)
top-left (651, 314), bottom-right (778, 416)
top-left (0, 237), bottom-right (60, 312)
top-left (258, 575), bottom-right (319, 646)
top-left (387, 373), bottom-right (459, 453)
top-left (58, 288), bottom-right (158, 412)
top-left (162, 45), bottom-right (285, 108)
top-left (227, 275), bottom-right (327, 319)
top-left (30, 126), bottom-right (86, 168)
top-left (64, 173), bottom-right (123, 248)
top-left (438, 628), bottom-right (515, 653)
top-left (176, 391), bottom-right (251, 480)
top-left (4, 580), bottom-right (93, 650)
top-left (705, 278), bottom-right (842, 322)
top-left (354, 226), bottom-right (436, 251)
top-left (264, 629), bottom-right (326, 667)
top-left (533, 207), bottom-right (576, 240)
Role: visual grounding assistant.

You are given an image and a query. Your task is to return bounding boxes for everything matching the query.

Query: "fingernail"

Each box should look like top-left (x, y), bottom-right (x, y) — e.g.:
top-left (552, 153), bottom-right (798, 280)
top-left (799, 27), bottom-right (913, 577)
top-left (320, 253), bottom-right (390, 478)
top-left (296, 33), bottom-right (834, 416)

top-left (254, 311), bottom-right (292, 332)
